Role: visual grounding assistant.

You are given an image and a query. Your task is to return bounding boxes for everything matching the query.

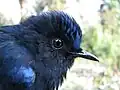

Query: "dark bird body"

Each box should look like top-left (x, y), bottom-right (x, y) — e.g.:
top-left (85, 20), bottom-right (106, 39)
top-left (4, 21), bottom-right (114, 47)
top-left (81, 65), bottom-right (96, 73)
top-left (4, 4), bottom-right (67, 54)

top-left (0, 11), bottom-right (98, 90)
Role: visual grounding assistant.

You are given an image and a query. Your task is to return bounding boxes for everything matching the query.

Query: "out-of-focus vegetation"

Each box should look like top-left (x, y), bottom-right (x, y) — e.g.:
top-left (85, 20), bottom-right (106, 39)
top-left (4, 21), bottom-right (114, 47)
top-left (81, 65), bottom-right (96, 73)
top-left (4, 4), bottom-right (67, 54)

top-left (82, 0), bottom-right (120, 70)
top-left (82, 0), bottom-right (120, 89)
top-left (0, 0), bottom-right (120, 90)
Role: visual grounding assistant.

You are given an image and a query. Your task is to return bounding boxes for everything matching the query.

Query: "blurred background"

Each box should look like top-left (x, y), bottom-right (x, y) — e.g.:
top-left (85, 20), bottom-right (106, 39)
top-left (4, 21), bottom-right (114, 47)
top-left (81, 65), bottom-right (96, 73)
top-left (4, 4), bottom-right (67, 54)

top-left (0, 0), bottom-right (120, 90)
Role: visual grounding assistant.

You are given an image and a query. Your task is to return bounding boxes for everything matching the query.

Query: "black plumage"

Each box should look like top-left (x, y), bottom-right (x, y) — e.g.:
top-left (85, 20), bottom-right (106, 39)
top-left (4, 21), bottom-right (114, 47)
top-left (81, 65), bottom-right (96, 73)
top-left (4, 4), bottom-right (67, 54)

top-left (0, 11), bottom-right (99, 90)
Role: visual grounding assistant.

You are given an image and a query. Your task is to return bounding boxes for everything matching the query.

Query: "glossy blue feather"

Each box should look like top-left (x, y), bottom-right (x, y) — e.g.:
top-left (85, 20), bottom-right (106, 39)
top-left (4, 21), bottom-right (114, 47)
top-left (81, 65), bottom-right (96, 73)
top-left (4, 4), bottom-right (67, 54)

top-left (8, 66), bottom-right (35, 87)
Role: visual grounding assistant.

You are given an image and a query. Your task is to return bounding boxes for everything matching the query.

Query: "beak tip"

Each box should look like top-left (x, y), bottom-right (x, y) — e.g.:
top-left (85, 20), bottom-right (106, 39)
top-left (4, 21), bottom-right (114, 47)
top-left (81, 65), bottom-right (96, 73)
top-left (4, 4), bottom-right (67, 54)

top-left (93, 58), bottom-right (99, 62)
top-left (87, 57), bottom-right (99, 62)
top-left (91, 56), bottom-right (99, 62)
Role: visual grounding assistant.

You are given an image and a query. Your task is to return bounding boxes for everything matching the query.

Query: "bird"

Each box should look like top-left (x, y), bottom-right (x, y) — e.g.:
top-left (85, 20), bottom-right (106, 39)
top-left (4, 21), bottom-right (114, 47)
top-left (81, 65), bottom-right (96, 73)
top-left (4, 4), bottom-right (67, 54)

top-left (0, 11), bottom-right (99, 90)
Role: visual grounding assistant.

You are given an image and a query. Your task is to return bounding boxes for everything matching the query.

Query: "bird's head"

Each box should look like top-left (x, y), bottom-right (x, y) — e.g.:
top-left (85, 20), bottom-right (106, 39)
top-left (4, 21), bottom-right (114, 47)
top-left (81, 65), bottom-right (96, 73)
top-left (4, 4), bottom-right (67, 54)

top-left (21, 11), bottom-right (99, 90)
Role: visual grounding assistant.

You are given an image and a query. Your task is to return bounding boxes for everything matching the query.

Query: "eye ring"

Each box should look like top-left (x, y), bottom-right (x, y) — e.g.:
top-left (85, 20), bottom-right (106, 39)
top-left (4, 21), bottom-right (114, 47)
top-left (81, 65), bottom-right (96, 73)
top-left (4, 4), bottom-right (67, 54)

top-left (52, 38), bottom-right (63, 49)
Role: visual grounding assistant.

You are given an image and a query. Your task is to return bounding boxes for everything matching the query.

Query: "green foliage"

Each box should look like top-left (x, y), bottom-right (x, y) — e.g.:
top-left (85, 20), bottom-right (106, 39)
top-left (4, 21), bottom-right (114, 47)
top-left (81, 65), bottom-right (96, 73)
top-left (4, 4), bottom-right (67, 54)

top-left (48, 0), bottom-right (65, 10)
top-left (34, 0), bottom-right (65, 15)
top-left (82, 0), bottom-right (120, 70)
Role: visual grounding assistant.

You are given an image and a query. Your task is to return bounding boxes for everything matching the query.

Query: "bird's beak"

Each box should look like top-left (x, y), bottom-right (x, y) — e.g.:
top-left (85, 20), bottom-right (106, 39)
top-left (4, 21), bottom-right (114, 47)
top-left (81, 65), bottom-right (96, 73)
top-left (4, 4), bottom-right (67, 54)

top-left (70, 48), bottom-right (99, 62)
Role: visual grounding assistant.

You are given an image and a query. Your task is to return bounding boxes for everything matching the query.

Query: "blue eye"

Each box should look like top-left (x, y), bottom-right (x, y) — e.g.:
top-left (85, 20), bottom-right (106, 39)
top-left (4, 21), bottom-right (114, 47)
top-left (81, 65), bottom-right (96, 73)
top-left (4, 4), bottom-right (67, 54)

top-left (52, 38), bottom-right (63, 49)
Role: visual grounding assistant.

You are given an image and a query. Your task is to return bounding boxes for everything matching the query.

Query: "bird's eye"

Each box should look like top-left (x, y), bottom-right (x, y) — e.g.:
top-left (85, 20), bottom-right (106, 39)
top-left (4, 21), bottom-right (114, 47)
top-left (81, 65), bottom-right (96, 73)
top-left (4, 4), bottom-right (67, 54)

top-left (52, 38), bottom-right (63, 49)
